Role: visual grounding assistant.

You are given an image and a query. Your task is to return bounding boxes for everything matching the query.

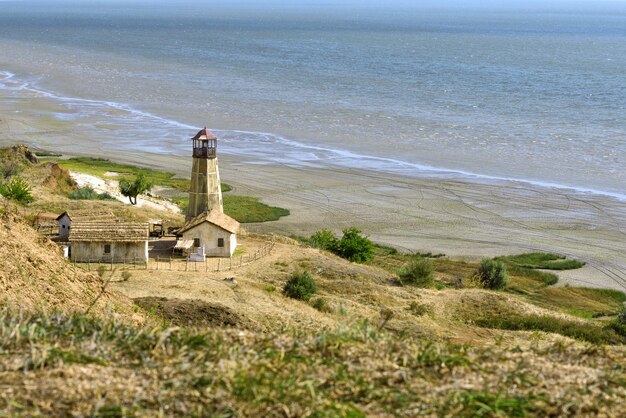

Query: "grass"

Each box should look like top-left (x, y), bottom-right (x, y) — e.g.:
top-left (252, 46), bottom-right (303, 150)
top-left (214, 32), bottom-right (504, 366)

top-left (498, 252), bottom-right (585, 270)
top-left (1, 309), bottom-right (624, 416)
top-left (48, 157), bottom-right (191, 191)
top-left (223, 195), bottom-right (290, 223)
top-left (475, 314), bottom-right (625, 345)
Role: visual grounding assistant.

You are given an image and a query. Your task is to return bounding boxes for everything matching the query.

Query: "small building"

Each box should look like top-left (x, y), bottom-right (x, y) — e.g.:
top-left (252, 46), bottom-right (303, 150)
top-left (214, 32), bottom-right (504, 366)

top-left (56, 210), bottom-right (115, 241)
top-left (69, 220), bottom-right (149, 263)
top-left (179, 209), bottom-right (240, 257)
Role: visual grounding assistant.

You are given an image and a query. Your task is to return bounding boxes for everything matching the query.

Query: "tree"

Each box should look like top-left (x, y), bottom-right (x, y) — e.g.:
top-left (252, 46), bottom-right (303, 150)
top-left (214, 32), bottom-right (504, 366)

top-left (119, 174), bottom-right (152, 205)
top-left (335, 227), bottom-right (374, 263)
top-left (0, 177), bottom-right (33, 204)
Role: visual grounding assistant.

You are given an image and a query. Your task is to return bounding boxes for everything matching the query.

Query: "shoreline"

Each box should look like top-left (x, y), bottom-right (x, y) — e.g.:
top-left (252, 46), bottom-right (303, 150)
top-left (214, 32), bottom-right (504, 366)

top-left (1, 68), bottom-right (625, 203)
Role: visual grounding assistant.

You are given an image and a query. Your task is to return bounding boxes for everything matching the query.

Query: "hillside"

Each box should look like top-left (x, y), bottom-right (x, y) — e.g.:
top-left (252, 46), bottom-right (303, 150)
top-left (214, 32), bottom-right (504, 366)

top-left (0, 207), bottom-right (137, 317)
top-left (0, 146), bottom-right (625, 416)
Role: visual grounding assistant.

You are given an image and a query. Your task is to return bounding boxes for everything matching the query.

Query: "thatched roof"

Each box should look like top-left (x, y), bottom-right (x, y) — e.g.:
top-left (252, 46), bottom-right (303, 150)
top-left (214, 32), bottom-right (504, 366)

top-left (180, 209), bottom-right (240, 234)
top-left (57, 209), bottom-right (115, 222)
top-left (69, 221), bottom-right (149, 242)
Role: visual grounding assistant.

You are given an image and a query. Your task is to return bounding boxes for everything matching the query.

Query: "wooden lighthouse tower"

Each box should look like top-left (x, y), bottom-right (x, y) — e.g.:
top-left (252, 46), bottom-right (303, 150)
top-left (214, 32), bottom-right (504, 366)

top-left (187, 127), bottom-right (223, 221)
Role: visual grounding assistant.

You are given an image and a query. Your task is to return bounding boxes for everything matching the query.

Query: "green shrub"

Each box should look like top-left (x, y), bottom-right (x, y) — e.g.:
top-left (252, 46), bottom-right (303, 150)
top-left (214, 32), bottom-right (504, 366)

top-left (0, 177), bottom-right (33, 204)
top-left (308, 229), bottom-right (338, 251)
top-left (399, 257), bottom-right (435, 288)
top-left (475, 259), bottom-right (508, 290)
top-left (311, 297), bottom-right (333, 313)
top-left (283, 272), bottom-right (317, 301)
top-left (334, 227), bottom-right (374, 263)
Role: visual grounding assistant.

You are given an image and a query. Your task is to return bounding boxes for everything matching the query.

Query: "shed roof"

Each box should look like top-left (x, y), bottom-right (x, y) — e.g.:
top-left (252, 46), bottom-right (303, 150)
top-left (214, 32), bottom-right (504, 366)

top-left (56, 209), bottom-right (115, 222)
top-left (180, 209), bottom-right (240, 234)
top-left (69, 221), bottom-right (149, 242)
top-left (191, 127), bottom-right (217, 141)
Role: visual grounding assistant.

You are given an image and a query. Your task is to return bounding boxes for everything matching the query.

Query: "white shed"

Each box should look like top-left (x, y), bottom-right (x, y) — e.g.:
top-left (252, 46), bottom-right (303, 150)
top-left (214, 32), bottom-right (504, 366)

top-left (179, 209), bottom-right (240, 257)
top-left (69, 220), bottom-right (149, 263)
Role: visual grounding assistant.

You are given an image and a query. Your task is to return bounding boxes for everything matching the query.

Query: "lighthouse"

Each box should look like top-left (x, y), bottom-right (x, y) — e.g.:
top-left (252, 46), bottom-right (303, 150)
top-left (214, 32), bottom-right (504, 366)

top-left (187, 127), bottom-right (223, 220)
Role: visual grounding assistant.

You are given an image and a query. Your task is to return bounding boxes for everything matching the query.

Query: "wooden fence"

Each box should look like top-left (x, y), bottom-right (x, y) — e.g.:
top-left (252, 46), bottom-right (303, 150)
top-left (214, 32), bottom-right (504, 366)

top-left (75, 241), bottom-right (275, 273)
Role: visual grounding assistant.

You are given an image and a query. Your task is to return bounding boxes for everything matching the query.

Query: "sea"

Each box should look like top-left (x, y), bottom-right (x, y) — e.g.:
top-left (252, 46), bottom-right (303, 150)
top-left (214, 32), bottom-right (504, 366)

top-left (0, 1), bottom-right (624, 200)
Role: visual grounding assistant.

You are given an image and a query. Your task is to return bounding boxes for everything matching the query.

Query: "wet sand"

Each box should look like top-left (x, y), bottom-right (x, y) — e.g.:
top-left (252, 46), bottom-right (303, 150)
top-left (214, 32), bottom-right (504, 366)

top-left (1, 111), bottom-right (625, 291)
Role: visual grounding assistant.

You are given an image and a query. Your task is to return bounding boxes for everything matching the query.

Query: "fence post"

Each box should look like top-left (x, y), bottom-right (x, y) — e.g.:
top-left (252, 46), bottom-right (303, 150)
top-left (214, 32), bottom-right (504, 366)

top-left (123, 256), bottom-right (126, 270)
top-left (170, 258), bottom-right (172, 271)
top-left (134, 257), bottom-right (136, 270)
top-left (111, 258), bottom-right (113, 271)
top-left (217, 259), bottom-right (221, 272)
top-left (205, 259), bottom-right (208, 272)
top-left (157, 255), bottom-right (159, 270)
top-left (88, 259), bottom-right (91, 271)
top-left (186, 258), bottom-right (189, 271)
top-left (229, 258), bottom-right (232, 270)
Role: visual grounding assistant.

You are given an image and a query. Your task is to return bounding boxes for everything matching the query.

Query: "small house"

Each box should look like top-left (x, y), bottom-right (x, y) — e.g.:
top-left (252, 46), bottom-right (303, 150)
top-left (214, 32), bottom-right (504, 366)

top-left (69, 220), bottom-right (149, 263)
top-left (179, 209), bottom-right (240, 257)
top-left (56, 210), bottom-right (115, 241)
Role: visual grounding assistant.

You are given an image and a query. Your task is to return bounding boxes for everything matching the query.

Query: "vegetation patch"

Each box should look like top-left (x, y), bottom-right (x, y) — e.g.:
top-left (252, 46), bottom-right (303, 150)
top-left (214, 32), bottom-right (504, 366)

top-left (498, 252), bottom-right (585, 271)
top-left (475, 314), bottom-right (625, 345)
top-left (223, 195), bottom-right (289, 223)
top-left (68, 186), bottom-right (116, 201)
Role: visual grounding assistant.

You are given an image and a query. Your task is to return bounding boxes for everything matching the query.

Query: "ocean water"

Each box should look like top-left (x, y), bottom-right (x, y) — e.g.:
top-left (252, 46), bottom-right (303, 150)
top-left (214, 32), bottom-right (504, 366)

top-left (0, 1), bottom-right (624, 199)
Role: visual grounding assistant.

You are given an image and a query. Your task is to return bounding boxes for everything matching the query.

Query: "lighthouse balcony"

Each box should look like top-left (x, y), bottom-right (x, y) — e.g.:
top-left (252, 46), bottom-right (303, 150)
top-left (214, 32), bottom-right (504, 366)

top-left (193, 147), bottom-right (216, 158)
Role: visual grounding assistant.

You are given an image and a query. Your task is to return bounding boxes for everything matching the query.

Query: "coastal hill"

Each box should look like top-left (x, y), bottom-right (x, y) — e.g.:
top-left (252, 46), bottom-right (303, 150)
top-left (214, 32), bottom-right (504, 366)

top-left (1, 146), bottom-right (625, 416)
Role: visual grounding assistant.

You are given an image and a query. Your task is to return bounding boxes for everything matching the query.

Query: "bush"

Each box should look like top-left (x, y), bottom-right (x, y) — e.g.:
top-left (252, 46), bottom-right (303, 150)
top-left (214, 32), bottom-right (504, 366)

top-left (69, 186), bottom-right (116, 200)
top-left (335, 227), bottom-right (374, 263)
top-left (399, 257), bottom-right (435, 287)
top-left (308, 229), bottom-right (338, 251)
top-left (0, 177), bottom-right (33, 204)
top-left (283, 272), bottom-right (317, 301)
top-left (475, 259), bottom-right (508, 290)
top-left (311, 297), bottom-right (332, 313)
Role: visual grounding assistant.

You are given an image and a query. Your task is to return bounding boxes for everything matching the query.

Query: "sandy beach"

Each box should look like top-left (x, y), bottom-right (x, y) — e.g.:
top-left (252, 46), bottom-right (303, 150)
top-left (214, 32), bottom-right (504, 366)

top-left (1, 110), bottom-right (625, 291)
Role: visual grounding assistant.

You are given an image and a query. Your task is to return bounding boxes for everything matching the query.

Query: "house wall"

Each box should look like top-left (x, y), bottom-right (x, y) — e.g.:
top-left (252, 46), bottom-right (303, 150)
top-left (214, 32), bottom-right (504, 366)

top-left (181, 222), bottom-right (235, 257)
top-left (70, 241), bottom-right (148, 263)
top-left (58, 214), bottom-right (71, 240)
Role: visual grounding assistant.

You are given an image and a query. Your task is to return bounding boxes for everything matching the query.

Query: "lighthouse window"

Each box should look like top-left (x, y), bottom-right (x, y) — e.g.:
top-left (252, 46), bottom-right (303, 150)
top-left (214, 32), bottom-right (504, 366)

top-left (217, 238), bottom-right (224, 247)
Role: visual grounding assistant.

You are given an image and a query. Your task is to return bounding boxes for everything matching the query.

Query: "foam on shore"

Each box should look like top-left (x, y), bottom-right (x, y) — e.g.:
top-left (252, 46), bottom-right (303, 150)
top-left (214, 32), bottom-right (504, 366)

top-left (1, 69), bottom-right (625, 203)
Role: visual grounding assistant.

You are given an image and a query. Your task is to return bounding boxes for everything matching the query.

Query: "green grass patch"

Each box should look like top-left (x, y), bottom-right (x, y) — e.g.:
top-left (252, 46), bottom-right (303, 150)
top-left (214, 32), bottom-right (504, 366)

top-left (223, 195), bottom-right (289, 223)
top-left (498, 252), bottom-right (585, 271)
top-left (475, 314), bottom-right (625, 345)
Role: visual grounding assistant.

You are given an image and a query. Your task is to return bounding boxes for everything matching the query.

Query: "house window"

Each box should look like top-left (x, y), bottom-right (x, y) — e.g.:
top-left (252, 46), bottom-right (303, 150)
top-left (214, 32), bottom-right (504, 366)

top-left (62, 225), bottom-right (65, 229)
top-left (104, 244), bottom-right (111, 254)
top-left (193, 238), bottom-right (201, 247)
top-left (217, 238), bottom-right (224, 248)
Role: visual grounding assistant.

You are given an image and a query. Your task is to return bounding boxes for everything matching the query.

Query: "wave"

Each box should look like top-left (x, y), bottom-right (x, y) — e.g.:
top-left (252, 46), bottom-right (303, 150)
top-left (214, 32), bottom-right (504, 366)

top-left (1, 69), bottom-right (624, 202)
